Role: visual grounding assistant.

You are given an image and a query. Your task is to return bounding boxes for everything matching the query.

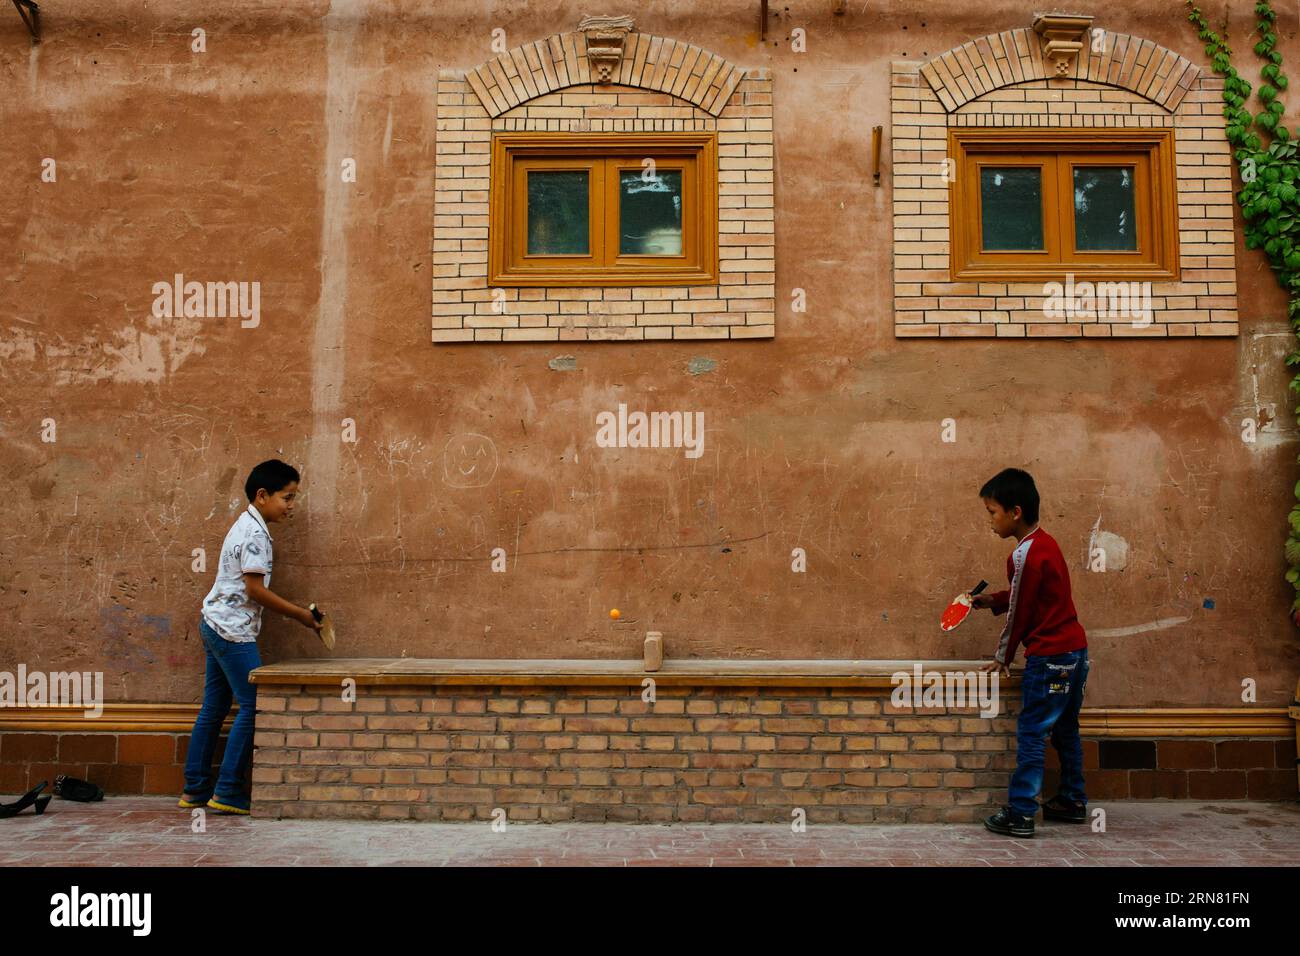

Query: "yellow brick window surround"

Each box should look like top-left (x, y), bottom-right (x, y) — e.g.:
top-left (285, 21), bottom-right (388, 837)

top-left (433, 18), bottom-right (775, 343)
top-left (891, 19), bottom-right (1239, 338)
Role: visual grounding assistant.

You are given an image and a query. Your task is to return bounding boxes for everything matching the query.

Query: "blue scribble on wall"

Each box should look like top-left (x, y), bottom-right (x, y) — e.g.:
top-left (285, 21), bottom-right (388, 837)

top-left (100, 604), bottom-right (170, 671)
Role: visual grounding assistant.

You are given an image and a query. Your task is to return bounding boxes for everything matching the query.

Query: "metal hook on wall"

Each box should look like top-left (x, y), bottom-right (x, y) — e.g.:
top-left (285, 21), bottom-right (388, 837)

top-left (12, 0), bottom-right (39, 43)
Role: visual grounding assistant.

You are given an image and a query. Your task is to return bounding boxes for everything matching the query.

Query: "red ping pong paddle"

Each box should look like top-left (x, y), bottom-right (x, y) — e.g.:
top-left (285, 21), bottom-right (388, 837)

top-left (940, 580), bottom-right (989, 632)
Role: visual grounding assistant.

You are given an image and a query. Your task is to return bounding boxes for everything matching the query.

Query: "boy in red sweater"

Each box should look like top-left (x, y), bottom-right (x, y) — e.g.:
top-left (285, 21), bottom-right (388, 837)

top-left (969, 468), bottom-right (1089, 838)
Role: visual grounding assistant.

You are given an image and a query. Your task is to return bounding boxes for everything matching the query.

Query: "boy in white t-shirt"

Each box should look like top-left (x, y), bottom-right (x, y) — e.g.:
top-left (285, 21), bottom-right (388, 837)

top-left (180, 459), bottom-right (321, 814)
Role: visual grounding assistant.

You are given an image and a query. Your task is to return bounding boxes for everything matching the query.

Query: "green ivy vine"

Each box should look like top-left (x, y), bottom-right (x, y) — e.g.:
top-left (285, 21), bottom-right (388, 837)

top-left (1186, 0), bottom-right (1300, 624)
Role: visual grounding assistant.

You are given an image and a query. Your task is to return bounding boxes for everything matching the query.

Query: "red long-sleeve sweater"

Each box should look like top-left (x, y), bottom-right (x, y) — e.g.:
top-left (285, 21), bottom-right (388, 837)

top-left (989, 526), bottom-right (1087, 664)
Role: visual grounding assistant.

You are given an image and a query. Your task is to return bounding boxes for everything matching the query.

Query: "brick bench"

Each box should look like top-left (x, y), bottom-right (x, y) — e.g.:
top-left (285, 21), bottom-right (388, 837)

top-left (248, 658), bottom-right (1016, 823)
top-left (245, 658), bottom-right (1297, 823)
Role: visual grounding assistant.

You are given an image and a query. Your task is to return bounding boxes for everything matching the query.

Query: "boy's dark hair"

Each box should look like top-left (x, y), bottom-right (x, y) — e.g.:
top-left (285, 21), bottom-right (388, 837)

top-left (979, 468), bottom-right (1040, 525)
top-left (245, 459), bottom-right (300, 502)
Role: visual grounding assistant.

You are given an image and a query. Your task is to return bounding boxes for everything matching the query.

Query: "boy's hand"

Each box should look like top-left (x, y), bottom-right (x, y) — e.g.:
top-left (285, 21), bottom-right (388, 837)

top-left (297, 606), bottom-right (323, 631)
top-left (969, 592), bottom-right (995, 610)
top-left (979, 660), bottom-right (1010, 677)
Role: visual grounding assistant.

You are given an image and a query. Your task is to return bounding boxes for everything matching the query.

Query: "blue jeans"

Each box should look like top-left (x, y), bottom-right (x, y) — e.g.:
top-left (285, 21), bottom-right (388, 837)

top-left (183, 617), bottom-right (261, 808)
top-left (1009, 648), bottom-right (1089, 818)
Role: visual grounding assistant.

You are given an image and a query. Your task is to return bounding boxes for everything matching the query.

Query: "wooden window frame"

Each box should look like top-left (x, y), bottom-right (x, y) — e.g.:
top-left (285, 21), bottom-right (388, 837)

top-left (489, 132), bottom-right (719, 287)
top-left (948, 129), bottom-right (1179, 282)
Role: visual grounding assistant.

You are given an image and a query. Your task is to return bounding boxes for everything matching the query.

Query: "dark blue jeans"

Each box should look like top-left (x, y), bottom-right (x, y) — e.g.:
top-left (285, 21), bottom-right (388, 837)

top-left (1009, 648), bottom-right (1089, 818)
top-left (183, 617), bottom-right (261, 809)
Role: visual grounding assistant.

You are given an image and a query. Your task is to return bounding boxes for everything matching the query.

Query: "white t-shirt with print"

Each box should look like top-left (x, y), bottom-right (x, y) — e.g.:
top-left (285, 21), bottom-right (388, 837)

top-left (201, 504), bottom-right (274, 643)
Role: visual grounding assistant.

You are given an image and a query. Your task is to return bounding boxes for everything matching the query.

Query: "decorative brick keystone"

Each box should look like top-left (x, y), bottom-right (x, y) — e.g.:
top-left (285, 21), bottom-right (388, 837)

top-left (1032, 12), bottom-right (1094, 76)
top-left (579, 15), bottom-right (635, 83)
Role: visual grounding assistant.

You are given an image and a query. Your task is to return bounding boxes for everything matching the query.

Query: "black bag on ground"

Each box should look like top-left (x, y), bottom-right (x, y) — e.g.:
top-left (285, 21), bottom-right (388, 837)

top-left (54, 774), bottom-right (104, 802)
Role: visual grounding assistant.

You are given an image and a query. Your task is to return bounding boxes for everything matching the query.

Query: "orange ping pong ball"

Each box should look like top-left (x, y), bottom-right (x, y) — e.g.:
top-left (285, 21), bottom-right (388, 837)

top-left (609, 608), bottom-right (621, 620)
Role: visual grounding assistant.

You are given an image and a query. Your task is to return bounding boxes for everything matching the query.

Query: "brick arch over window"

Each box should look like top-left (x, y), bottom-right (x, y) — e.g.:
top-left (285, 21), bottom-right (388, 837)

top-left (464, 31), bottom-right (746, 118)
top-left (919, 28), bottom-right (1201, 113)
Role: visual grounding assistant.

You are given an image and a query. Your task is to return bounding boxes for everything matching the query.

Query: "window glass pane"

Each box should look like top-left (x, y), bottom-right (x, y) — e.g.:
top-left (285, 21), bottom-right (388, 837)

top-left (979, 167), bottom-right (1044, 250)
top-left (527, 170), bottom-right (589, 255)
top-left (1074, 166), bottom-right (1137, 250)
top-left (620, 169), bottom-right (683, 255)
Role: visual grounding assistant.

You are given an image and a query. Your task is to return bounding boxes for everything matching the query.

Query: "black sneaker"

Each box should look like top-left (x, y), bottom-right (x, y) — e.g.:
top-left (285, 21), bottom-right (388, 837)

top-left (1041, 795), bottom-right (1087, 823)
top-left (983, 805), bottom-right (1035, 838)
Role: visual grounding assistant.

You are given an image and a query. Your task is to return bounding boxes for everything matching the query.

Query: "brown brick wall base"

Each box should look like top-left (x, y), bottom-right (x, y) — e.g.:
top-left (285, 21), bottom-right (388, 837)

top-left (245, 684), bottom-right (1298, 823)
top-left (0, 731), bottom-right (233, 797)
top-left (1060, 738), bottom-right (1296, 801)
top-left (3, 698), bottom-right (1291, 815)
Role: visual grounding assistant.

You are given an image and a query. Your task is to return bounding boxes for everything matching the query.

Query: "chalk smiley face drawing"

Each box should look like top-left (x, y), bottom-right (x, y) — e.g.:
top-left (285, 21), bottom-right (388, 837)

top-left (442, 433), bottom-right (498, 488)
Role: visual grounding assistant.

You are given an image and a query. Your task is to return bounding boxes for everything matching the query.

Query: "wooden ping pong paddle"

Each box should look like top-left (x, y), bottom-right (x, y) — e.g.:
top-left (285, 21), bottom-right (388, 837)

top-left (940, 580), bottom-right (989, 632)
top-left (309, 603), bottom-right (336, 650)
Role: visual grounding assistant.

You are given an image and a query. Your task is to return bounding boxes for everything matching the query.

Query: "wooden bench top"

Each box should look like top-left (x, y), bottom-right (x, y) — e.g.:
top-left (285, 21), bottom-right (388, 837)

top-left (249, 658), bottom-right (1003, 687)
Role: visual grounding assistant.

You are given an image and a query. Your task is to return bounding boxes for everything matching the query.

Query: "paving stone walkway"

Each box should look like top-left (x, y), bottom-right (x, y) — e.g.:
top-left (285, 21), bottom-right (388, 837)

top-left (2, 797), bottom-right (1297, 866)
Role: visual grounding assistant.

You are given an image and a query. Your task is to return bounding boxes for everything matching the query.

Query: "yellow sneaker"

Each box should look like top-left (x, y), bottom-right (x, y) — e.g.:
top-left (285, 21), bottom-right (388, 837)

top-left (177, 793), bottom-right (209, 809)
top-left (206, 798), bottom-right (250, 815)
